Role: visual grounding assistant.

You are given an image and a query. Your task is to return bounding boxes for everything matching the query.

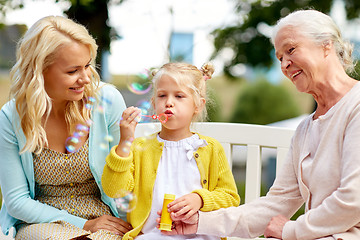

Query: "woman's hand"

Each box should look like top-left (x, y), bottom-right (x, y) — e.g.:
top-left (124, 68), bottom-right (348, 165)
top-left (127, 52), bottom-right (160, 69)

top-left (264, 214), bottom-right (289, 239)
top-left (156, 210), bottom-right (199, 235)
top-left (167, 193), bottom-right (203, 220)
top-left (116, 107), bottom-right (142, 157)
top-left (83, 215), bottom-right (133, 236)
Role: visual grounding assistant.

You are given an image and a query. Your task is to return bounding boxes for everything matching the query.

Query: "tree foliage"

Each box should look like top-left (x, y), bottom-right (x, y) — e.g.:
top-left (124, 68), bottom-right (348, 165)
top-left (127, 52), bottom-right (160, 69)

top-left (211, 0), bottom-right (360, 78)
top-left (64, 0), bottom-right (123, 73)
top-left (0, 0), bottom-right (125, 74)
top-left (230, 79), bottom-right (301, 124)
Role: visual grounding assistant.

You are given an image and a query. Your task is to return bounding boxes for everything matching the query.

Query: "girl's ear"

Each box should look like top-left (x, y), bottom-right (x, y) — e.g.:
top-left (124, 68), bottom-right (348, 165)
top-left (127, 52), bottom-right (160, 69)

top-left (195, 98), bottom-right (206, 114)
top-left (151, 97), bottom-right (155, 109)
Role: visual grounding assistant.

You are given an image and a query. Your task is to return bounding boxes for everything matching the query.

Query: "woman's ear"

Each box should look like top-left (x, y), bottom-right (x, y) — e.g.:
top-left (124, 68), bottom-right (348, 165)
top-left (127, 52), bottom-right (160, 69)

top-left (323, 40), bottom-right (332, 57)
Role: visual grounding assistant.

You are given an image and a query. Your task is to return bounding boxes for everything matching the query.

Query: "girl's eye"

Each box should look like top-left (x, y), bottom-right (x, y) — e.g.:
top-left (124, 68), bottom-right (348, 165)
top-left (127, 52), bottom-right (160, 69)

top-left (85, 64), bottom-right (91, 69)
top-left (68, 69), bottom-right (77, 74)
top-left (288, 47), bottom-right (295, 53)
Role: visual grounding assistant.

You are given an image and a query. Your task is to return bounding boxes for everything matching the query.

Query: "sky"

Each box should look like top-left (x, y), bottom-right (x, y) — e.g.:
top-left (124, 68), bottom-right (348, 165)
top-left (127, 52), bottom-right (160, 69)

top-left (4, 0), bottom-right (239, 76)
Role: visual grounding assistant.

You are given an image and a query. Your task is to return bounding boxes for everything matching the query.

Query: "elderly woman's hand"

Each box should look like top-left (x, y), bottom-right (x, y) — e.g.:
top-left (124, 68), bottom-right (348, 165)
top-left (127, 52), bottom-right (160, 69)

top-left (156, 210), bottom-right (199, 235)
top-left (83, 215), bottom-right (133, 235)
top-left (264, 215), bottom-right (289, 239)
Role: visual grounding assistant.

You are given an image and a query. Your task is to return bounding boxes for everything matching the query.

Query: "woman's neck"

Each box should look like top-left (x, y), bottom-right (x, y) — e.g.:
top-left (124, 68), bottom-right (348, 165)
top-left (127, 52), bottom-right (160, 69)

top-left (312, 75), bottom-right (357, 119)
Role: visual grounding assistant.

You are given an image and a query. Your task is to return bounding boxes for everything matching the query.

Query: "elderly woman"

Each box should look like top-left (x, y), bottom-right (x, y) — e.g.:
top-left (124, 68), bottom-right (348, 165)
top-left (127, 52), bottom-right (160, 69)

top-left (158, 9), bottom-right (360, 240)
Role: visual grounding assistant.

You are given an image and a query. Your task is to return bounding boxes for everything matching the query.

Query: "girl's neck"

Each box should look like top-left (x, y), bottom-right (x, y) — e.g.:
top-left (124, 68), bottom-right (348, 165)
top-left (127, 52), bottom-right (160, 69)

top-left (158, 127), bottom-right (193, 141)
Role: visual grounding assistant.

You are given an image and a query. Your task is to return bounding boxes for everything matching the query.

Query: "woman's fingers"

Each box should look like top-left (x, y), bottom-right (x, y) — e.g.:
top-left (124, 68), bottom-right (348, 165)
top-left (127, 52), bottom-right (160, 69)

top-left (85, 215), bottom-right (132, 236)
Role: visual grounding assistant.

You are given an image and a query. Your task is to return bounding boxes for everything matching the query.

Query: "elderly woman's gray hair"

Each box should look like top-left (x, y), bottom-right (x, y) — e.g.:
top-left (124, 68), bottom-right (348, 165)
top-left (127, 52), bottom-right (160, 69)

top-left (271, 9), bottom-right (355, 73)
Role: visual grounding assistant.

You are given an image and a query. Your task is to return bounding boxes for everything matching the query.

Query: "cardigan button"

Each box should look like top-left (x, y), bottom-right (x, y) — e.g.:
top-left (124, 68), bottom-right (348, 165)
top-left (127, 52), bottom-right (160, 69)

top-left (203, 179), bottom-right (207, 184)
top-left (194, 153), bottom-right (199, 158)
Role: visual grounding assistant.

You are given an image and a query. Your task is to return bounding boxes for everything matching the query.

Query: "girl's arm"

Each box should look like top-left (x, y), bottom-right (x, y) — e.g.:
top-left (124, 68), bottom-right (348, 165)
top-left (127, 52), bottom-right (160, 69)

top-left (101, 145), bottom-right (135, 198)
top-left (192, 139), bottom-right (240, 211)
top-left (101, 107), bottom-right (141, 198)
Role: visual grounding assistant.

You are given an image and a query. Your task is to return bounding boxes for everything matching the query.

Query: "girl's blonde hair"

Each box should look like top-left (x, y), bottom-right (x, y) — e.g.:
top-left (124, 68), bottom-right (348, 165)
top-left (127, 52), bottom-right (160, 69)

top-left (151, 62), bottom-right (215, 122)
top-left (10, 16), bottom-right (100, 154)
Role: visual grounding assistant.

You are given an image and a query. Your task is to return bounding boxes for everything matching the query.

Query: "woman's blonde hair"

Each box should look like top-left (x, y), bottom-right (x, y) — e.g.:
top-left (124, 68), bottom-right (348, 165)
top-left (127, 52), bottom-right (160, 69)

top-left (10, 15), bottom-right (100, 154)
top-left (151, 62), bottom-right (215, 122)
top-left (271, 9), bottom-right (355, 73)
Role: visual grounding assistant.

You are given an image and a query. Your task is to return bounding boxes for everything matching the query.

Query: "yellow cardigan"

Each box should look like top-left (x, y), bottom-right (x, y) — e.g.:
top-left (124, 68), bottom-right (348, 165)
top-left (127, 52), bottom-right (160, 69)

top-left (102, 133), bottom-right (240, 240)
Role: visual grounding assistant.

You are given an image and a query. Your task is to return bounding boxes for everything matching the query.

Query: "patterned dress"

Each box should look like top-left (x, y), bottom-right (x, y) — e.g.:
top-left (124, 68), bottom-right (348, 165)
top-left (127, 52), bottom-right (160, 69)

top-left (15, 141), bottom-right (121, 240)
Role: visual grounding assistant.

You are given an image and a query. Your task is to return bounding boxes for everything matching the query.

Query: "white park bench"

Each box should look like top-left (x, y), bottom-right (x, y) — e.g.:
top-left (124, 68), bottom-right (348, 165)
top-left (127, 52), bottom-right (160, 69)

top-left (135, 122), bottom-right (295, 240)
top-left (0, 122), bottom-right (295, 240)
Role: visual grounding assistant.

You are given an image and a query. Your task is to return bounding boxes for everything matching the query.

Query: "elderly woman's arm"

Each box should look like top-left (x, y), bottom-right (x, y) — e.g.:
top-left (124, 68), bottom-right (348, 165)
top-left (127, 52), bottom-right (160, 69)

top-left (281, 110), bottom-right (360, 239)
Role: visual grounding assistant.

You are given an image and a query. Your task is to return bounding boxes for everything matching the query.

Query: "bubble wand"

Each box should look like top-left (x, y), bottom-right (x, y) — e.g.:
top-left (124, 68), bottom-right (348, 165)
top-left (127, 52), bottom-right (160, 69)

top-left (139, 113), bottom-right (168, 124)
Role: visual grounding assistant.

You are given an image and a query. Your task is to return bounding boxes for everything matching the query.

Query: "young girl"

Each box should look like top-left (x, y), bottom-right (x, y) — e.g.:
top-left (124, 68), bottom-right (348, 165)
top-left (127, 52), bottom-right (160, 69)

top-left (101, 62), bottom-right (240, 240)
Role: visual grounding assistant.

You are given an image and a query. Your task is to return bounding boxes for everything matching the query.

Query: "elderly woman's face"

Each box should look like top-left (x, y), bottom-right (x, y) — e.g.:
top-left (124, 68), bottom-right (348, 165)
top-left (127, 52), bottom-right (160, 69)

top-left (274, 26), bottom-right (327, 93)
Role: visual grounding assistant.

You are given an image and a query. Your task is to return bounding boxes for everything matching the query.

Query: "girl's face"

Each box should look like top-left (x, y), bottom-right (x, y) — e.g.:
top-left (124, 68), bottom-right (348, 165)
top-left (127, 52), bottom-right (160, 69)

top-left (43, 41), bottom-right (92, 106)
top-left (274, 26), bottom-right (327, 93)
top-left (153, 75), bottom-right (200, 138)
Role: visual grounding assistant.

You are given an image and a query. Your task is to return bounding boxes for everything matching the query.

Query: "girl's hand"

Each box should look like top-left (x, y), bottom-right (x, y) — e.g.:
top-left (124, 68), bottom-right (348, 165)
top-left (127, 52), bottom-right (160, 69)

top-left (116, 107), bottom-right (141, 157)
top-left (167, 193), bottom-right (203, 220)
top-left (83, 215), bottom-right (133, 236)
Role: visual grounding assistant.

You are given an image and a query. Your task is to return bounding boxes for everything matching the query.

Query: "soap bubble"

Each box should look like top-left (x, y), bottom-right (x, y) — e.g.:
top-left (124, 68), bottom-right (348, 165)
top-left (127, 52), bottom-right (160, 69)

top-left (114, 190), bottom-right (137, 213)
top-left (127, 69), bottom-right (153, 95)
top-left (65, 136), bottom-right (79, 153)
top-left (85, 96), bottom-right (96, 110)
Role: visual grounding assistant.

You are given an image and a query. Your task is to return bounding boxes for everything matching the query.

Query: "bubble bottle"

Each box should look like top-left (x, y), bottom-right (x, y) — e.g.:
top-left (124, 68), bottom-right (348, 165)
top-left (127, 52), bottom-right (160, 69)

top-left (159, 194), bottom-right (176, 231)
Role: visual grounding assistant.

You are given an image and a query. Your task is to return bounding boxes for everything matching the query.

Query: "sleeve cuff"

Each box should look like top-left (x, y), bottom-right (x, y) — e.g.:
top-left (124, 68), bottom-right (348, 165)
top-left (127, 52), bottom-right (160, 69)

top-left (192, 189), bottom-right (213, 211)
top-left (105, 145), bottom-right (133, 172)
top-left (282, 220), bottom-right (296, 240)
top-left (197, 211), bottom-right (207, 234)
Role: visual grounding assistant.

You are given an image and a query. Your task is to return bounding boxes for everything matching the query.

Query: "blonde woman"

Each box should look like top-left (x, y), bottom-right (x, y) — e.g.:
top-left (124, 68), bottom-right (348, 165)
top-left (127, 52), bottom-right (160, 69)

top-left (0, 16), bottom-right (132, 239)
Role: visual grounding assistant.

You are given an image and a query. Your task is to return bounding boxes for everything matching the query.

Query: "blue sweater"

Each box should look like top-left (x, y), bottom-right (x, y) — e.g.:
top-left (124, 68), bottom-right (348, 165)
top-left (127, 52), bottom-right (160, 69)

top-left (0, 84), bottom-right (126, 237)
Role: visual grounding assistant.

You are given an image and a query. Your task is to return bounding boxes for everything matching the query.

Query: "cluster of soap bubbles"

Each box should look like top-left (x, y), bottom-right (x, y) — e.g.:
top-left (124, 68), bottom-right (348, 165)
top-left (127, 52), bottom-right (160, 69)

top-left (65, 96), bottom-right (116, 153)
top-left (65, 123), bottom-right (91, 153)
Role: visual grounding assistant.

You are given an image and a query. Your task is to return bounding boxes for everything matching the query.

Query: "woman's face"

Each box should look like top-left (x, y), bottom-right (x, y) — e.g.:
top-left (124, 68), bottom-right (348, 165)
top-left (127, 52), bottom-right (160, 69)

top-left (43, 42), bottom-right (92, 105)
top-left (274, 26), bottom-right (327, 93)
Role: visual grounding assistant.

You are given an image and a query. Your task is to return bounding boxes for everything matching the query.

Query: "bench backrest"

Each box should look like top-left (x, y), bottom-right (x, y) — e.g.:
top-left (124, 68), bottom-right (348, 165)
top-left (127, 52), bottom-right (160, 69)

top-left (134, 122), bottom-right (295, 204)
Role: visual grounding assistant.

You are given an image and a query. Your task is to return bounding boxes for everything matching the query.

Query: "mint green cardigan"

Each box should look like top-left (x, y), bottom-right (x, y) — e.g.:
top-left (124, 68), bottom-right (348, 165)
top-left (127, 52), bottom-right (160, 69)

top-left (0, 84), bottom-right (126, 237)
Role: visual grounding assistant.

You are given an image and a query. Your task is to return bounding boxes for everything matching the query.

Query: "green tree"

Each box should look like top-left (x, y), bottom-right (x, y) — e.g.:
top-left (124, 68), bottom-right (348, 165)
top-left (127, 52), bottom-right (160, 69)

top-left (211, 0), bottom-right (360, 78)
top-left (0, 0), bottom-right (126, 75)
top-left (230, 79), bottom-right (300, 124)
